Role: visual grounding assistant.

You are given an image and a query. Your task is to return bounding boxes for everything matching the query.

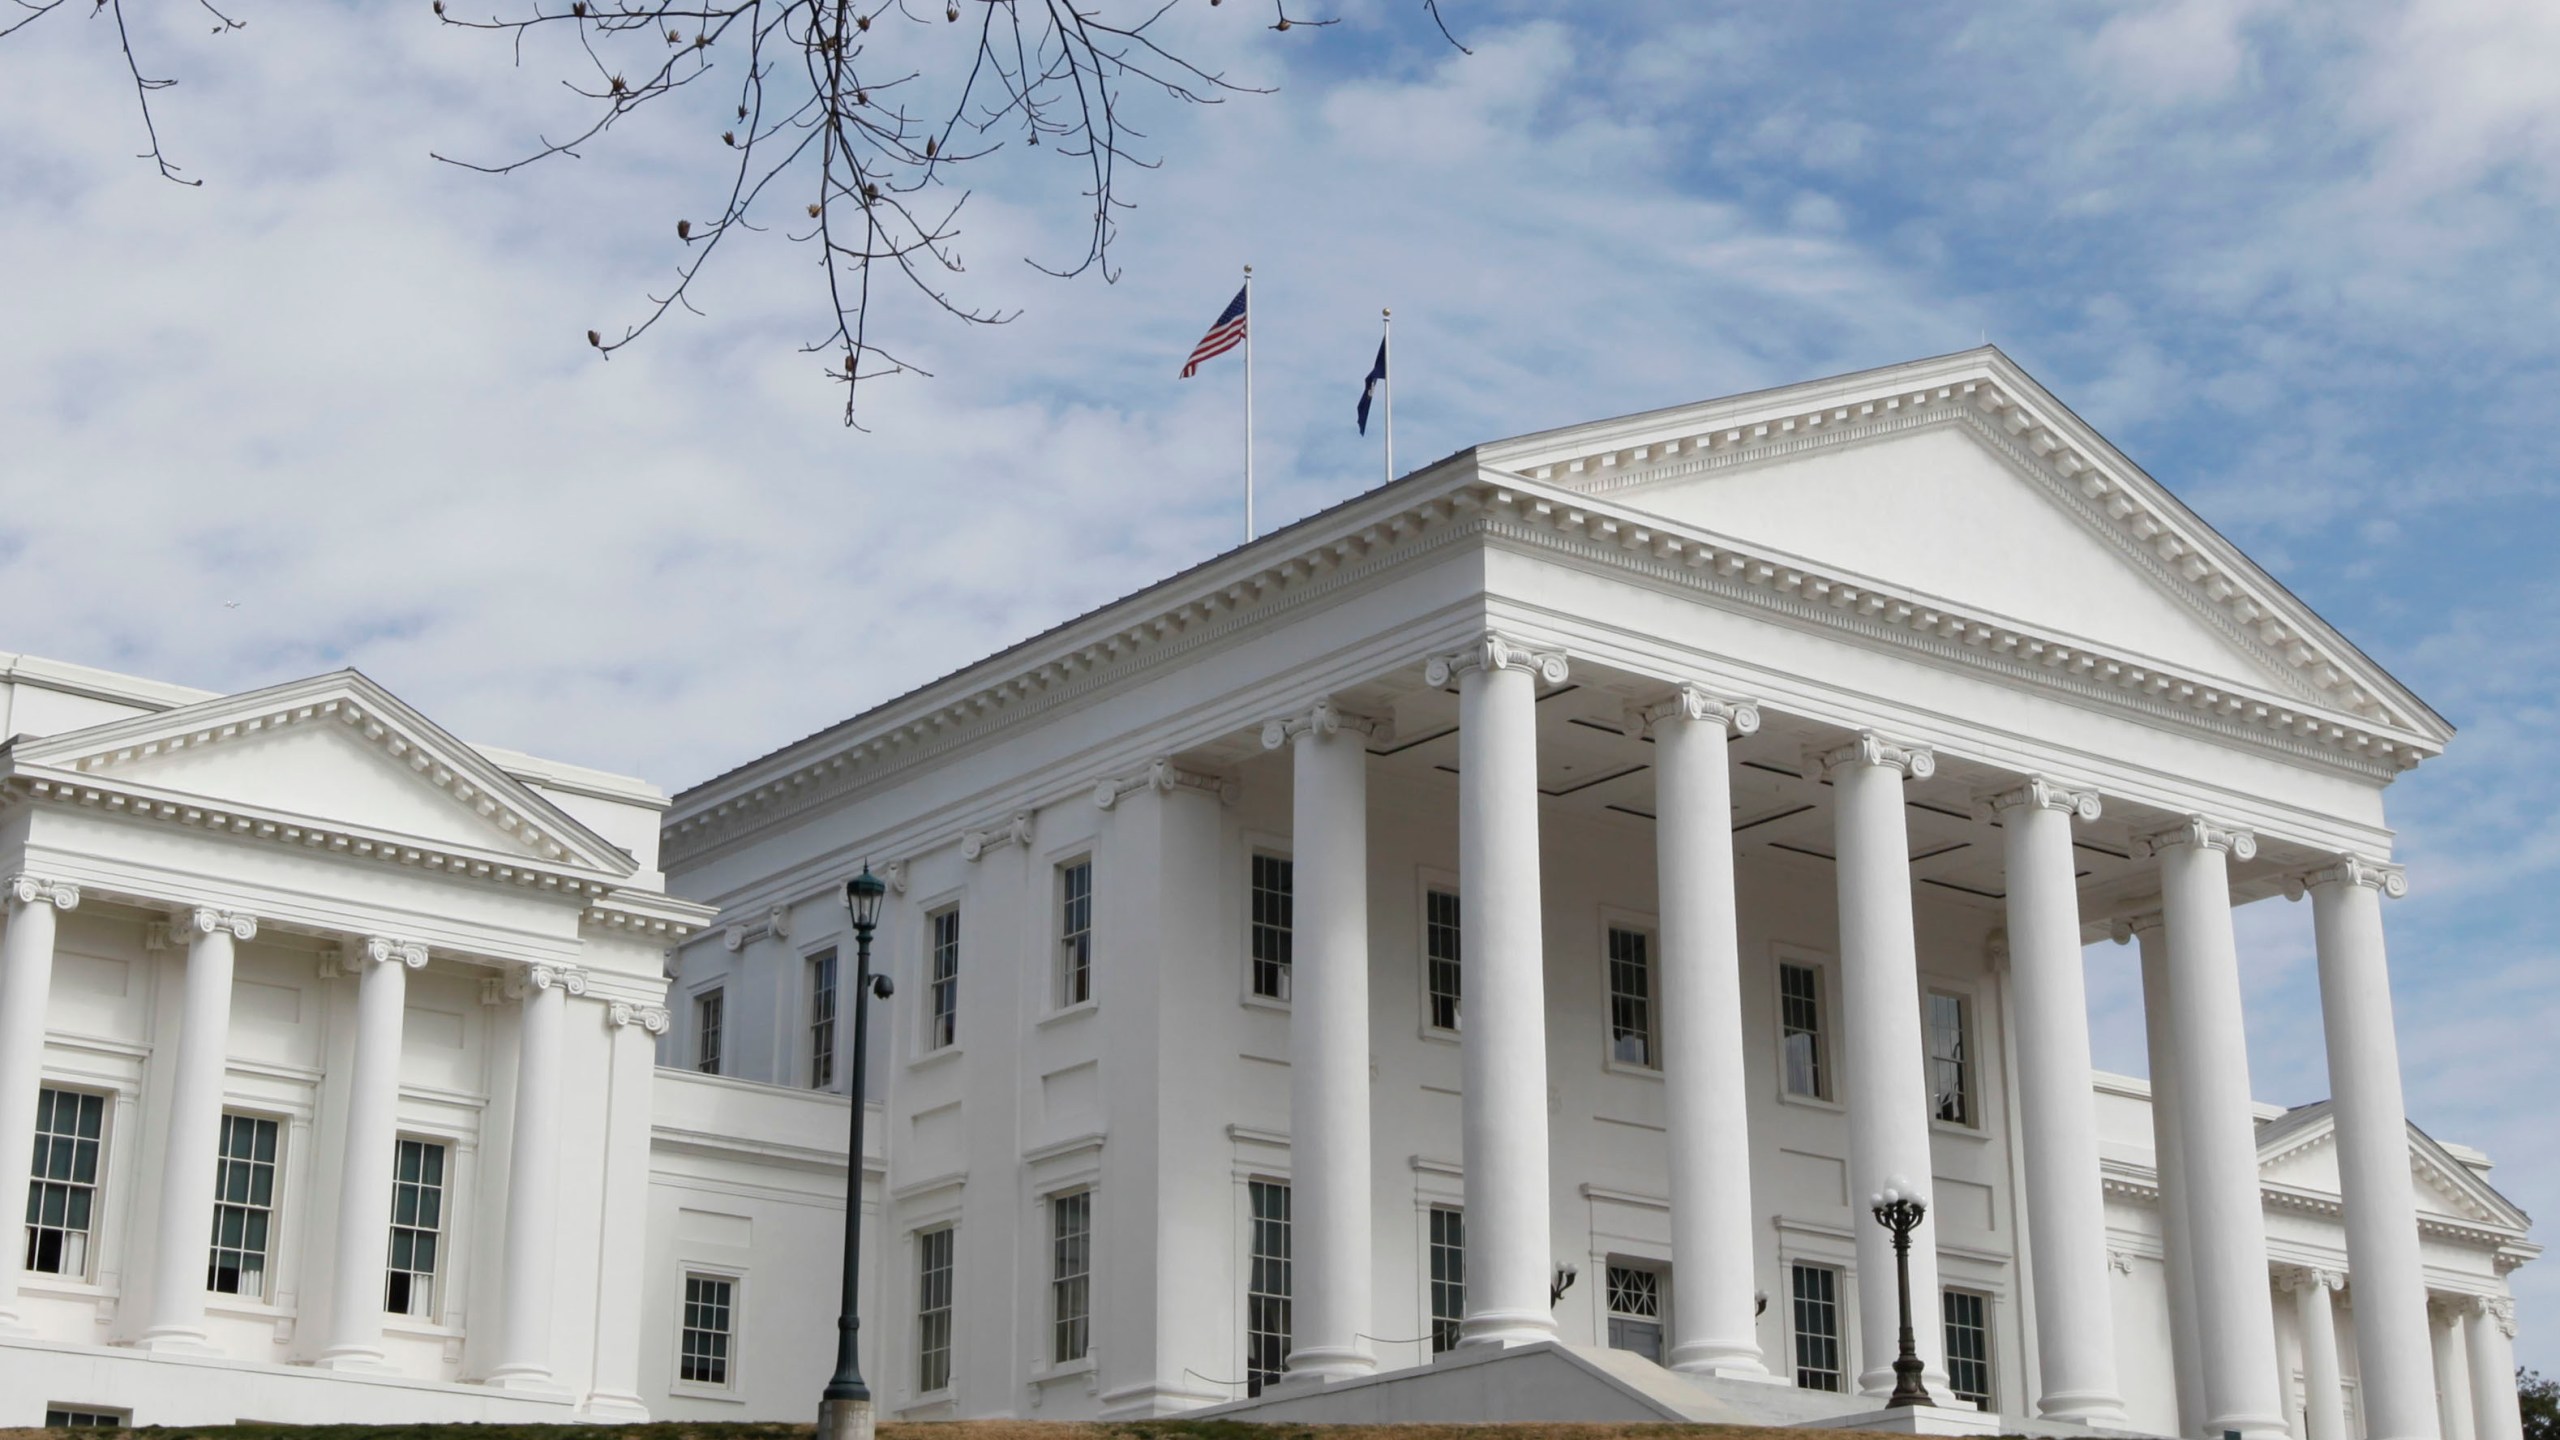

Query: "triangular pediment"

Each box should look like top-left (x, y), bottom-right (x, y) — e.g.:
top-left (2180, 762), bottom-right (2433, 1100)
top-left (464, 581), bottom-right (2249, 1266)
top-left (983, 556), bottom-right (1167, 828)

top-left (8, 670), bottom-right (635, 877)
top-left (2257, 1104), bottom-right (2531, 1233)
top-left (1476, 349), bottom-right (2449, 750)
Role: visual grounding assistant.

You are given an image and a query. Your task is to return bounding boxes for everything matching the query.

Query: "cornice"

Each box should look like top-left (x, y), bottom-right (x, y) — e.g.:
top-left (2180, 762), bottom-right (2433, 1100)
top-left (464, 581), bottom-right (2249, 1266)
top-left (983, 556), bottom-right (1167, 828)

top-left (664, 405), bottom-right (2443, 865)
top-left (10, 770), bottom-right (622, 902)
top-left (582, 890), bottom-right (716, 942)
top-left (1487, 358), bottom-right (2437, 740)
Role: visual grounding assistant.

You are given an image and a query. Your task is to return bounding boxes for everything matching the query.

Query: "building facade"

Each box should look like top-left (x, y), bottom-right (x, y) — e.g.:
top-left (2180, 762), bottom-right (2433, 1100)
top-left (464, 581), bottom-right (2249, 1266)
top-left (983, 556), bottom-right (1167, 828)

top-left (0, 349), bottom-right (2537, 1434)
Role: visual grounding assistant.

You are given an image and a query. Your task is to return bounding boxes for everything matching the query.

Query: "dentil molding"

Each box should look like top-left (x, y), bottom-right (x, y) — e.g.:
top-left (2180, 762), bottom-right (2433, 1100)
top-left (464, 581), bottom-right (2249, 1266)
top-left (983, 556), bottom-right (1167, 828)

top-left (4, 874), bottom-right (80, 910)
top-left (1260, 696), bottom-right (1391, 750)
top-left (1629, 683), bottom-right (1759, 738)
top-left (1807, 729), bottom-right (1935, 781)
top-left (1423, 631), bottom-right (1569, 688)
top-left (2131, 816), bottom-right (2257, 862)
top-left (1980, 776), bottom-right (2101, 822)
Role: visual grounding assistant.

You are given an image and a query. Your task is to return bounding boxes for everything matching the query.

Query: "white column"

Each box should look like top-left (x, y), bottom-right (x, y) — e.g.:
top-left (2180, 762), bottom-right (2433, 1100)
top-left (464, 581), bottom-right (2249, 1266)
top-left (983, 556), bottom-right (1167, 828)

top-left (2466, 1296), bottom-right (2523, 1440)
top-left (319, 937), bottom-right (426, 1370)
top-left (2127, 910), bottom-right (2209, 1438)
top-left (1263, 696), bottom-right (1385, 1380)
top-left (1990, 778), bottom-right (2127, 1424)
top-left (2307, 857), bottom-right (2438, 1440)
top-left (2288, 1269), bottom-right (2349, 1440)
top-left (2140, 817), bottom-right (2287, 1439)
top-left (0, 875), bottom-right (80, 1334)
top-left (586, 1000), bottom-right (672, 1419)
top-left (140, 906), bottom-right (255, 1352)
top-left (2431, 1298), bottom-right (2477, 1440)
top-left (1426, 632), bottom-right (1565, 1349)
top-left (1813, 729), bottom-right (1946, 1397)
top-left (1645, 685), bottom-right (1772, 1381)
top-left (488, 962), bottom-right (583, 1389)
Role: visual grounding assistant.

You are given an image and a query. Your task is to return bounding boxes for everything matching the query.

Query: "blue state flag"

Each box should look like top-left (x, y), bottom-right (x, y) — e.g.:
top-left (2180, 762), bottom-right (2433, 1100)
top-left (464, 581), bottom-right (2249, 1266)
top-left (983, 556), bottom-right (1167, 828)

top-left (1356, 339), bottom-right (1387, 434)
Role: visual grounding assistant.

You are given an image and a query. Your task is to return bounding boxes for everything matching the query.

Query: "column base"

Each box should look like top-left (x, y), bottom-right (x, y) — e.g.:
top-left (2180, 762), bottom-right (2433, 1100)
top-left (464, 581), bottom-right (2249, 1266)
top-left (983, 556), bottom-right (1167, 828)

top-left (483, 1365), bottom-right (569, 1396)
top-left (1457, 1309), bottom-right (1559, 1350)
top-left (1282, 1345), bottom-right (1378, 1382)
top-left (817, 1394), bottom-right (875, 1440)
top-left (2034, 1388), bottom-right (2130, 1427)
top-left (131, 1327), bottom-right (225, 1357)
top-left (582, 1389), bottom-right (653, 1422)
top-left (1858, 1363), bottom-right (1952, 1400)
top-left (1668, 1340), bottom-right (1781, 1383)
top-left (0, 1308), bottom-right (33, 1339)
top-left (313, 1345), bottom-right (393, 1373)
top-left (2204, 1412), bottom-right (2293, 1440)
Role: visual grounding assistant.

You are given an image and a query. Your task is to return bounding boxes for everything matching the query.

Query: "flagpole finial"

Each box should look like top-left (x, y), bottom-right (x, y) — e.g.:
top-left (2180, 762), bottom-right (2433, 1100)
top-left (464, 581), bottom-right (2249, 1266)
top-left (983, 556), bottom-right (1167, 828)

top-left (1383, 307), bottom-right (1391, 318)
top-left (1243, 263), bottom-right (1253, 278)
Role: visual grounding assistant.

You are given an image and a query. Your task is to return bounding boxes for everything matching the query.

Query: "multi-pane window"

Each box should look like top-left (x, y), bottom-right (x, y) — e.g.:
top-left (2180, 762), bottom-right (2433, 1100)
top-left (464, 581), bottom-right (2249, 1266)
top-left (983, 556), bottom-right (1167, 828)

top-left (809, 950), bottom-right (839, 1090)
top-left (1050, 1190), bottom-right (1092, 1364)
top-left (928, 907), bottom-right (961, 1050)
top-left (1058, 859), bottom-right (1094, 1008)
top-left (386, 1138), bottom-right (446, 1318)
top-left (1250, 854), bottom-right (1294, 1002)
top-left (916, 1226), bottom-right (955, 1393)
top-left (1790, 1262), bottom-right (1843, 1392)
top-left (1245, 1180), bottom-right (1291, 1396)
top-left (44, 1408), bottom-right (129, 1428)
top-left (1943, 1288), bottom-right (1993, 1410)
top-left (695, 989), bottom-right (725, 1076)
top-left (1928, 992), bottom-right (1974, 1127)
top-left (1424, 889), bottom-right (1462, 1033)
top-left (24, 1087), bottom-right (105, 1278)
top-left (1606, 928), bottom-right (1655, 1068)
top-left (1605, 1264), bottom-right (1663, 1362)
top-left (1780, 962), bottom-right (1829, 1100)
top-left (208, 1113), bottom-right (280, 1297)
top-left (1427, 1205), bottom-right (1466, 1355)
top-left (679, 1273), bottom-right (735, 1386)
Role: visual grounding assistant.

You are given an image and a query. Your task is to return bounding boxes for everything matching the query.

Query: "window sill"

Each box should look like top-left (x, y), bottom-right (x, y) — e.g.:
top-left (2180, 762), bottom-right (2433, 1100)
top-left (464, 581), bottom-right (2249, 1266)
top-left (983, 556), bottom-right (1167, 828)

top-left (899, 1390), bottom-right (957, 1417)
top-left (1602, 1057), bottom-right (1663, 1080)
top-left (1776, 1088), bottom-right (1844, 1114)
top-left (1930, 1119), bottom-right (1988, 1141)
top-left (384, 1316), bottom-right (463, 1340)
top-left (1240, 992), bottom-right (1292, 1014)
top-left (909, 1044), bottom-right (965, 1072)
top-left (1417, 1026), bottom-right (1459, 1046)
top-left (204, 1296), bottom-right (293, 1322)
top-left (669, 1383), bottom-right (746, 1405)
top-left (1034, 1355), bottom-right (1097, 1382)
top-left (1037, 1001), bottom-right (1099, 1030)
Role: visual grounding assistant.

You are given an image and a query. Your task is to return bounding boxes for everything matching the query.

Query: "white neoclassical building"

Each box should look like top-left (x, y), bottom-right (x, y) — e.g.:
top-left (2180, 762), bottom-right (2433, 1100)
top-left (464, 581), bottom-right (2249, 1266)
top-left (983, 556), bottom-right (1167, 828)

top-left (0, 349), bottom-right (2537, 1435)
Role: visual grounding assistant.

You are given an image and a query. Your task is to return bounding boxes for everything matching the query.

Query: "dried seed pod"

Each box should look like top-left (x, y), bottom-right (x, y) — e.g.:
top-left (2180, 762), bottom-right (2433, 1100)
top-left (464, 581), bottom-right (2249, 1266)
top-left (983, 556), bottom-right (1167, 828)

top-left (676, 219), bottom-right (692, 239)
top-left (587, 330), bottom-right (602, 347)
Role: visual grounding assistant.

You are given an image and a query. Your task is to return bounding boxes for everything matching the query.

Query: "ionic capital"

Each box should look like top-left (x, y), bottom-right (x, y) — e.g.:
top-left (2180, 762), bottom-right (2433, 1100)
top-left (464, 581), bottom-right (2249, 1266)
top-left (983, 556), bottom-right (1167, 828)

top-left (2131, 815), bottom-right (2257, 862)
top-left (185, 906), bottom-right (259, 941)
top-left (4, 874), bottom-right (81, 911)
top-left (1260, 696), bottom-right (1390, 751)
top-left (2291, 854), bottom-right (2408, 901)
top-left (1630, 684), bottom-right (1760, 738)
top-left (2280, 1266), bottom-right (2346, 1294)
top-left (1980, 776), bottom-right (2101, 823)
top-left (2106, 908), bottom-right (2164, 945)
top-left (959, 810), bottom-right (1035, 861)
top-left (358, 936), bottom-right (429, 970)
top-left (1094, 759), bottom-right (1239, 809)
top-left (513, 962), bottom-right (588, 998)
top-left (1423, 631), bottom-right (1569, 688)
top-left (606, 999), bottom-right (672, 1034)
top-left (1808, 729), bottom-right (1935, 781)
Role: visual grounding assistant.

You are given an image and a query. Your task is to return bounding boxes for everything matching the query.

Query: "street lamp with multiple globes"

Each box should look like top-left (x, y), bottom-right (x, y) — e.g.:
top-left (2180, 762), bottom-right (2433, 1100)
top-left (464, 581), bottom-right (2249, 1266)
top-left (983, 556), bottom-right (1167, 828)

top-left (818, 865), bottom-right (894, 1440)
top-left (1869, 1173), bottom-right (1934, 1409)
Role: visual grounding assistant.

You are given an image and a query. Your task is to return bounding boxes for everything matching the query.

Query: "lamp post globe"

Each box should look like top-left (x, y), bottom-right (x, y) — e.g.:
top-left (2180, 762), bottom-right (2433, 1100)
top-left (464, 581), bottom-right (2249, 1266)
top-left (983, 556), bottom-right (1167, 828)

top-left (820, 865), bottom-right (893, 1440)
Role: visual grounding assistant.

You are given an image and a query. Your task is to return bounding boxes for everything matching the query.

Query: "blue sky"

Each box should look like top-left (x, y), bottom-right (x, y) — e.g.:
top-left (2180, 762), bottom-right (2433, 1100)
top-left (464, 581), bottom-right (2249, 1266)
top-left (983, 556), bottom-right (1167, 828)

top-left (4, 0), bottom-right (2556, 1377)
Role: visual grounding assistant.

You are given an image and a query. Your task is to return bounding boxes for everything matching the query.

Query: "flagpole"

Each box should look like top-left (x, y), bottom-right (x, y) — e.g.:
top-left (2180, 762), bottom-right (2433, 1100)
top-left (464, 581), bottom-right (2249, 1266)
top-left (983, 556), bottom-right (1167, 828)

top-left (1381, 307), bottom-right (1394, 487)
top-left (1233, 262), bottom-right (1244, 538)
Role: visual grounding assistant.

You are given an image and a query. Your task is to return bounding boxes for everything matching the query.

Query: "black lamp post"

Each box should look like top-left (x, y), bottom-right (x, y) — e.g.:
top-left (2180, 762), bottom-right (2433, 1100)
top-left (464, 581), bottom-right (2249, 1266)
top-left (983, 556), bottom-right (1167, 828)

top-left (1869, 1174), bottom-right (1934, 1409)
top-left (818, 865), bottom-right (893, 1440)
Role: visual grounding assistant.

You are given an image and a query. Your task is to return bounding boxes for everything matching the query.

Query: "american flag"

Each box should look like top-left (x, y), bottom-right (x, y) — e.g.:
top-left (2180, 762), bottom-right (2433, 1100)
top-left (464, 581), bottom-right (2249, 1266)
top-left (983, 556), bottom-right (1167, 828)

top-left (1181, 285), bottom-right (1249, 377)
